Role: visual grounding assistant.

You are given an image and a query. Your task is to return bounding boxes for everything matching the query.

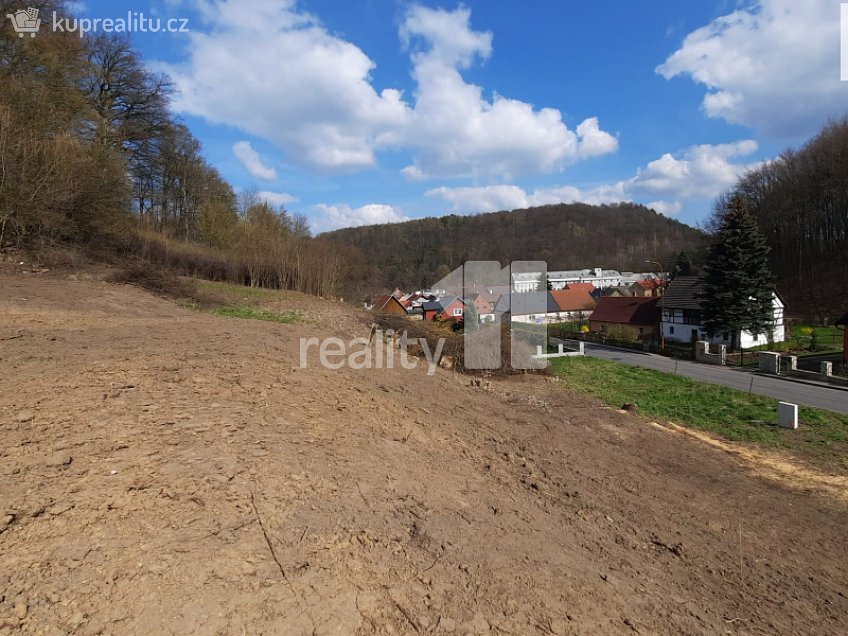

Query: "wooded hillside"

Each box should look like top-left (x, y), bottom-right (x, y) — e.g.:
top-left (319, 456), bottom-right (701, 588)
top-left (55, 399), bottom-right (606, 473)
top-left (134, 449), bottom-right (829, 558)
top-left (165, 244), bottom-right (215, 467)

top-left (715, 117), bottom-right (848, 319)
top-left (325, 203), bottom-right (707, 295)
top-left (0, 0), bottom-right (349, 297)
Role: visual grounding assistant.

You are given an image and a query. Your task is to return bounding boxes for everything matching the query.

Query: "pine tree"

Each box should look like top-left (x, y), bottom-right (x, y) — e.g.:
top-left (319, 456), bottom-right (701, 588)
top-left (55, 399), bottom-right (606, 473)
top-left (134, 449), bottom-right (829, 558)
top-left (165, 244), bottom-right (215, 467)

top-left (703, 197), bottom-right (775, 349)
top-left (464, 301), bottom-right (480, 332)
top-left (673, 250), bottom-right (696, 278)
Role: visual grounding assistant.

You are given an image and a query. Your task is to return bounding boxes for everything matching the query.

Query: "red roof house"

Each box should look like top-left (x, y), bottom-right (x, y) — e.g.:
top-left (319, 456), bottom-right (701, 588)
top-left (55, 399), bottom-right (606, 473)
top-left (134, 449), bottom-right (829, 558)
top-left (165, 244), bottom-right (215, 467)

top-left (565, 282), bottom-right (595, 294)
top-left (589, 297), bottom-right (661, 342)
top-left (549, 288), bottom-right (597, 321)
top-left (371, 294), bottom-right (408, 315)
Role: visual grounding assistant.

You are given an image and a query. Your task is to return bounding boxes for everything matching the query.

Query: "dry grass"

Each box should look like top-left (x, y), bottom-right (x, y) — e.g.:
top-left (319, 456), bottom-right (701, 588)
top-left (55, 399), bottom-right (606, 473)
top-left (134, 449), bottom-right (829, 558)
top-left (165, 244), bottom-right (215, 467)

top-left (371, 314), bottom-right (546, 376)
top-left (107, 262), bottom-right (198, 300)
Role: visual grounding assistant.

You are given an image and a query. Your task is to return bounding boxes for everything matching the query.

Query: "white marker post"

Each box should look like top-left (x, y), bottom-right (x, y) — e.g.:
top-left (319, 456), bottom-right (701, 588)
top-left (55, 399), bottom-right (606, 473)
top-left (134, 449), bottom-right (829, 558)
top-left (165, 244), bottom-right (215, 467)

top-left (778, 402), bottom-right (799, 430)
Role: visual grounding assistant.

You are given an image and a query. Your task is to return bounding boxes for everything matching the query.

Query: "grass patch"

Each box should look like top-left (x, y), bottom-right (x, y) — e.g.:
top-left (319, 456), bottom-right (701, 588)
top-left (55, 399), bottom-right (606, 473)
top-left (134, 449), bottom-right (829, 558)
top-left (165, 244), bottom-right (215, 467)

top-left (550, 356), bottom-right (848, 470)
top-left (789, 324), bottom-right (843, 352)
top-left (215, 305), bottom-right (302, 324)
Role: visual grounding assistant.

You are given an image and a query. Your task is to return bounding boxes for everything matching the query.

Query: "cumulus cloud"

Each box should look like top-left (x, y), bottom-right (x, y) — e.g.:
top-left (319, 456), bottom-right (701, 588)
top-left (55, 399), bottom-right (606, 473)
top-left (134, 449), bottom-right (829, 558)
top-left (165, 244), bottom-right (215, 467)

top-left (163, 1), bottom-right (616, 178)
top-left (646, 200), bottom-right (683, 216)
top-left (657, 0), bottom-right (848, 137)
top-left (397, 5), bottom-right (618, 179)
top-left (166, 0), bottom-right (409, 172)
top-left (427, 140), bottom-right (759, 215)
top-left (426, 183), bottom-right (622, 214)
top-left (628, 140), bottom-right (759, 200)
top-left (258, 191), bottom-right (297, 208)
top-left (233, 141), bottom-right (278, 181)
top-left (312, 203), bottom-right (408, 233)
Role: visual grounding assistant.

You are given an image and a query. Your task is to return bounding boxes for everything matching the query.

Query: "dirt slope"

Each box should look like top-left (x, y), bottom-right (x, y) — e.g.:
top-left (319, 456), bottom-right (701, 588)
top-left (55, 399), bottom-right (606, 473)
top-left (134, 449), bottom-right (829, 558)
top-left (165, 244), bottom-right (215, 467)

top-left (1, 272), bottom-right (846, 636)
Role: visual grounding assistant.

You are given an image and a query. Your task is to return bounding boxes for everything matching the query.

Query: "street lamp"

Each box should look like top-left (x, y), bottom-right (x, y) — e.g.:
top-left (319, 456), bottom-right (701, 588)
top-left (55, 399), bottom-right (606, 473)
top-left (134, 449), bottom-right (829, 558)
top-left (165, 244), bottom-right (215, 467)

top-left (644, 260), bottom-right (665, 280)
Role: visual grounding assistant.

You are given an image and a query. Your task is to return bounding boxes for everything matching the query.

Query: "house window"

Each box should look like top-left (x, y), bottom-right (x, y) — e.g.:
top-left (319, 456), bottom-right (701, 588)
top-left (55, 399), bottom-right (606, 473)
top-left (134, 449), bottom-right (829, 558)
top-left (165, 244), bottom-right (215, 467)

top-left (669, 326), bottom-right (675, 335)
top-left (453, 308), bottom-right (463, 316)
top-left (639, 327), bottom-right (644, 335)
top-left (601, 325), bottom-right (607, 332)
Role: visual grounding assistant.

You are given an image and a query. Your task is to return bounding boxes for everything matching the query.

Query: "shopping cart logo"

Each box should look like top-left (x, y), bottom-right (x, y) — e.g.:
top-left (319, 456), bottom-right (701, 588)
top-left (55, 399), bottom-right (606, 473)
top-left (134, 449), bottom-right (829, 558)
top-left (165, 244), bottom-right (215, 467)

top-left (6, 7), bottom-right (41, 38)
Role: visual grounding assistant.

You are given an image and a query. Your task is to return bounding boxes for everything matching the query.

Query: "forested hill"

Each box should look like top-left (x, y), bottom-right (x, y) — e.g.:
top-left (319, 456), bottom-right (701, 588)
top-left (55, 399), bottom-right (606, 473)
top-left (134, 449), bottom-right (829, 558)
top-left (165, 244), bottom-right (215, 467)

top-left (716, 117), bottom-right (848, 319)
top-left (325, 203), bottom-right (707, 293)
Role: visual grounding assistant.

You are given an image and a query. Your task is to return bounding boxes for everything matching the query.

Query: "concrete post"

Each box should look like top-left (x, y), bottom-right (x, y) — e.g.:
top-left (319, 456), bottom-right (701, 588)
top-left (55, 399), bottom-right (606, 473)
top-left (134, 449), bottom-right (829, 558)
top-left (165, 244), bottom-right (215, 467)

top-left (759, 352), bottom-right (780, 374)
top-left (781, 355), bottom-right (798, 374)
top-left (778, 402), bottom-right (799, 429)
top-left (820, 361), bottom-right (833, 378)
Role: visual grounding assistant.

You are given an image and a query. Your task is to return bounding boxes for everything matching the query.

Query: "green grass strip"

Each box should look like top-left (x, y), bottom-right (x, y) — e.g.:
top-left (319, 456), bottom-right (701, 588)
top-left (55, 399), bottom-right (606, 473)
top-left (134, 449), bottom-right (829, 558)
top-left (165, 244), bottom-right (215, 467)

top-left (215, 305), bottom-right (302, 324)
top-left (550, 356), bottom-right (848, 469)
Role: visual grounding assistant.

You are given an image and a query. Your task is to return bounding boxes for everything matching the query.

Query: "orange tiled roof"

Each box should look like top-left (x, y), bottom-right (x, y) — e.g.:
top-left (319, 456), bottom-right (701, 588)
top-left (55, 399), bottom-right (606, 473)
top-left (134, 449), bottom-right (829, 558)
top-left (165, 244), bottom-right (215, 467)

top-left (549, 288), bottom-right (597, 312)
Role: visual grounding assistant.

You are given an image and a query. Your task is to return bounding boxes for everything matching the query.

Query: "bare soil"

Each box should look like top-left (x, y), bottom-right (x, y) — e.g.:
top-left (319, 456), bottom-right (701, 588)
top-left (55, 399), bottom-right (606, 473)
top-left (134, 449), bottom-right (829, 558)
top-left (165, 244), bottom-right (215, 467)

top-left (1, 267), bottom-right (847, 635)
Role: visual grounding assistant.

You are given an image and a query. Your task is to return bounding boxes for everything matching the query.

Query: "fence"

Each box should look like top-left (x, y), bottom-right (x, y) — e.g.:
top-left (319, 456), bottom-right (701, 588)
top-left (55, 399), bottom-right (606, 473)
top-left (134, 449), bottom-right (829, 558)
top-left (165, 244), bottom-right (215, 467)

top-left (547, 326), bottom-right (652, 353)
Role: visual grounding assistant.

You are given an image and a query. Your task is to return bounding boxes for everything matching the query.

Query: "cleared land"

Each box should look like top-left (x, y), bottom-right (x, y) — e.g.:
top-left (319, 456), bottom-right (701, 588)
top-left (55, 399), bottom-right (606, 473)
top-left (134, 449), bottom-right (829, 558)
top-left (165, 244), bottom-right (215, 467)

top-left (2, 267), bottom-right (848, 635)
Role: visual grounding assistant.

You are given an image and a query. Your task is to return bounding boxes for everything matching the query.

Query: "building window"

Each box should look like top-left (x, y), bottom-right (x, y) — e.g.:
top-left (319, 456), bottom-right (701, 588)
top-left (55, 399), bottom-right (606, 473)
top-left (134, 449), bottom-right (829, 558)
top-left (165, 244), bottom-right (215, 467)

top-left (669, 326), bottom-right (675, 335)
top-left (601, 325), bottom-right (607, 332)
top-left (453, 308), bottom-right (463, 316)
top-left (639, 327), bottom-right (644, 335)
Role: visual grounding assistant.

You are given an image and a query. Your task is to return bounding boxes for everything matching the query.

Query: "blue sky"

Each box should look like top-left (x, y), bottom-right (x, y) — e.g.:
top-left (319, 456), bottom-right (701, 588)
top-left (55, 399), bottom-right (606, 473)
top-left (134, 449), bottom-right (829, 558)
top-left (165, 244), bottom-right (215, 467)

top-left (71, 0), bottom-right (848, 231)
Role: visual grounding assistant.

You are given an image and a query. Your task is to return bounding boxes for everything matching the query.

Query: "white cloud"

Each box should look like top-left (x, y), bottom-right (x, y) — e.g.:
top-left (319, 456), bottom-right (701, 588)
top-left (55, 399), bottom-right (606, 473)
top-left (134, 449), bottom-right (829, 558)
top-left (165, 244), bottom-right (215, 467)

top-left (166, 0), bottom-right (409, 172)
top-left (397, 5), bottom-right (617, 179)
top-left (163, 2), bottom-right (616, 178)
top-left (426, 185), bottom-right (534, 213)
top-left (427, 140), bottom-right (759, 214)
top-left (426, 183), bottom-right (623, 214)
top-left (628, 140), bottom-right (759, 200)
top-left (258, 191), bottom-right (297, 208)
top-left (646, 200), bottom-right (683, 216)
top-left (657, 0), bottom-right (848, 137)
top-left (312, 203), bottom-right (408, 233)
top-left (233, 141), bottom-right (278, 181)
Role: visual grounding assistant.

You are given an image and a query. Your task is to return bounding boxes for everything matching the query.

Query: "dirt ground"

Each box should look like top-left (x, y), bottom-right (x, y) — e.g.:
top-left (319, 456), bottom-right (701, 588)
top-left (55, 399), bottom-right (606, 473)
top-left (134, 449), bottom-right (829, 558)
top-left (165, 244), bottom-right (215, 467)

top-left (1, 267), bottom-right (847, 636)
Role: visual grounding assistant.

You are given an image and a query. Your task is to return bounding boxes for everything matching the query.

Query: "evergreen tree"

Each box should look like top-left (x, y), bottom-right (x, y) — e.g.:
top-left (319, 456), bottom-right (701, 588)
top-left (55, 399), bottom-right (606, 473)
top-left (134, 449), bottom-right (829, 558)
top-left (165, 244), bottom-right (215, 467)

top-left (673, 250), bottom-right (696, 277)
top-left (464, 301), bottom-right (480, 331)
top-left (703, 197), bottom-right (775, 349)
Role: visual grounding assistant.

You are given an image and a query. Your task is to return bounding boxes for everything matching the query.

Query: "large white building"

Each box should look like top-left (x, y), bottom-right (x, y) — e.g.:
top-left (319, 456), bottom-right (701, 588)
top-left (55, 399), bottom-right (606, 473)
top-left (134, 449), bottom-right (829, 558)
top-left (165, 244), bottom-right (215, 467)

top-left (659, 277), bottom-right (785, 349)
top-left (512, 267), bottom-right (662, 292)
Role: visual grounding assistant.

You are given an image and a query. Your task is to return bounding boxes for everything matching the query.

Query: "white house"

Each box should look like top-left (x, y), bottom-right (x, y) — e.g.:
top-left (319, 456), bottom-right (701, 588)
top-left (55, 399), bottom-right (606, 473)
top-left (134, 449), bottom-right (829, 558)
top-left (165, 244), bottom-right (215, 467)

top-left (659, 277), bottom-right (785, 348)
top-left (495, 292), bottom-right (560, 324)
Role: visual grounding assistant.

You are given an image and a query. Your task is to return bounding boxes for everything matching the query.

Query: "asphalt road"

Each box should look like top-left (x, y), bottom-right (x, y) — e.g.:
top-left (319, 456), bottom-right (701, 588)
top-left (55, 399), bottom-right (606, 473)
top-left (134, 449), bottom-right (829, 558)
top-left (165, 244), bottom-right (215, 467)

top-left (581, 343), bottom-right (848, 414)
